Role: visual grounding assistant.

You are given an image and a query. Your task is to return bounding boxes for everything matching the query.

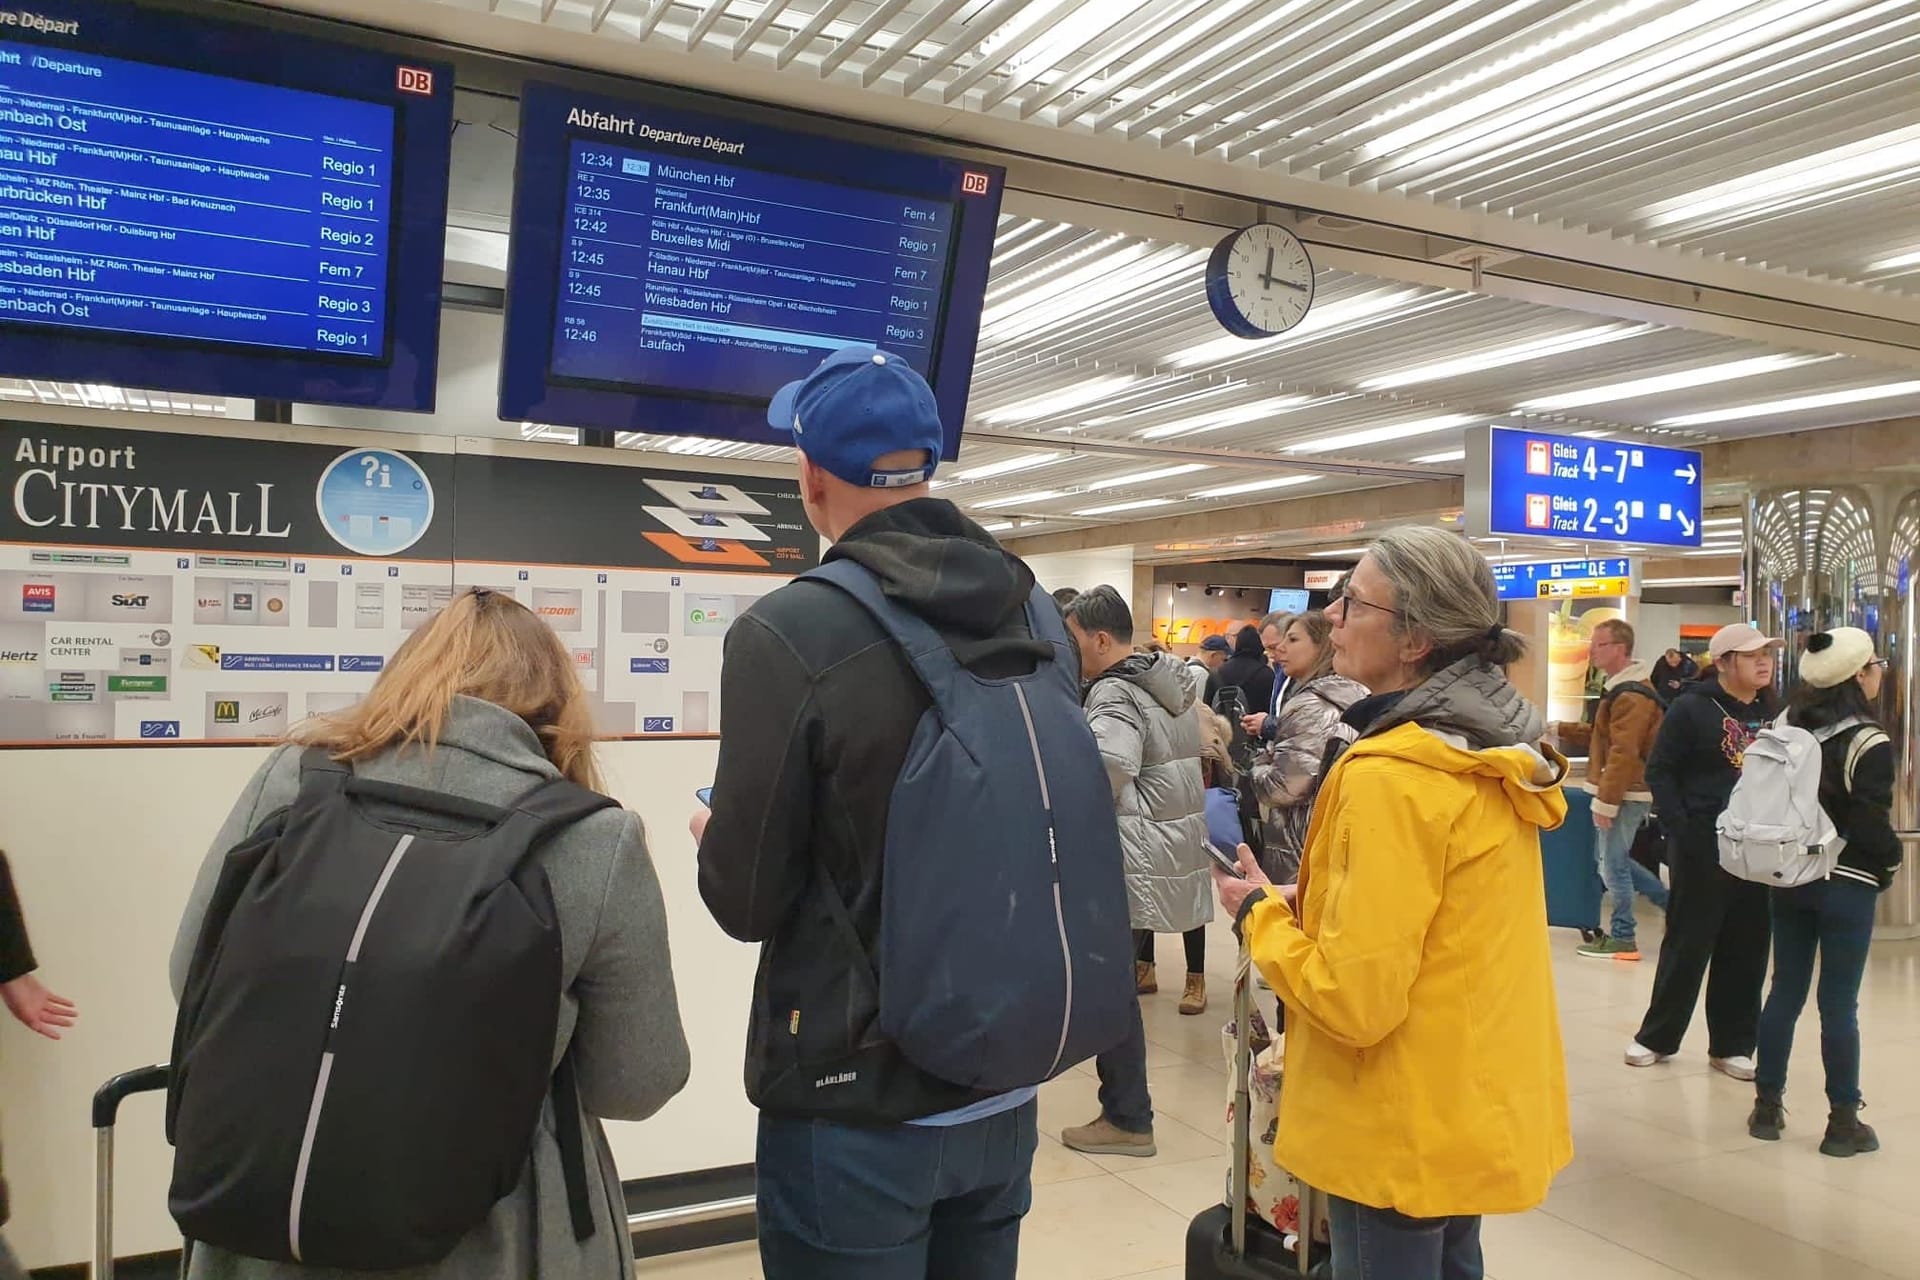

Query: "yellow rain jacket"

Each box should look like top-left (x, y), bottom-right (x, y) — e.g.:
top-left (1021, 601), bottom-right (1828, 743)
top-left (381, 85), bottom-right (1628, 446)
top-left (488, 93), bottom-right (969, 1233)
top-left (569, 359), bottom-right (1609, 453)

top-left (1243, 663), bottom-right (1573, 1219)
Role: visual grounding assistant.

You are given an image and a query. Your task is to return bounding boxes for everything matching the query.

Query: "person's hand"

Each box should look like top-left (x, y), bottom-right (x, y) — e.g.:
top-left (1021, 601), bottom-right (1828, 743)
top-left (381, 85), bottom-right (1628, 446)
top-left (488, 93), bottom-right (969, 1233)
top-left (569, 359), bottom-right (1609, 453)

top-left (2, 973), bottom-right (77, 1040)
top-left (1242, 713), bottom-right (1269, 737)
top-left (1594, 811), bottom-right (1614, 831)
top-left (689, 804), bottom-right (710, 845)
top-left (1213, 843), bottom-right (1274, 919)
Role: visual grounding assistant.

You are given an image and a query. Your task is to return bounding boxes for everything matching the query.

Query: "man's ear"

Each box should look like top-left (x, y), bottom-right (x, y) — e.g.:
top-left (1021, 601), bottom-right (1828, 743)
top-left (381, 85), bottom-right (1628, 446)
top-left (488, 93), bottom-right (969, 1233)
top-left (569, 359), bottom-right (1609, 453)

top-left (797, 453), bottom-right (830, 507)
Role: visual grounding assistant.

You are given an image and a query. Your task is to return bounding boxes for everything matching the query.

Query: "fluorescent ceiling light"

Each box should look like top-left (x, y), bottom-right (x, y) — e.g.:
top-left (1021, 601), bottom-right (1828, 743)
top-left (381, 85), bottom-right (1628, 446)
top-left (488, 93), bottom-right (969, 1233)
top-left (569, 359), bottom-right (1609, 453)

top-left (1085, 463), bottom-right (1210, 491)
top-left (1072, 498), bottom-right (1176, 517)
top-left (1137, 395), bottom-right (1315, 441)
top-left (1516, 354), bottom-right (1826, 410)
top-left (979, 521), bottom-right (1015, 533)
top-left (1413, 449), bottom-right (1466, 464)
top-left (1658, 381), bottom-right (1920, 427)
top-left (1309, 546), bottom-right (1371, 558)
top-left (971, 489), bottom-right (1062, 511)
top-left (1640, 120), bottom-right (1920, 230)
top-left (982, 377), bottom-right (1142, 425)
top-left (1168, 288), bottom-right (1427, 369)
top-left (1287, 415), bottom-right (1479, 455)
top-left (1870, 247), bottom-right (1920, 272)
top-left (950, 452), bottom-right (1061, 482)
top-left (1359, 325), bottom-right (1645, 390)
top-left (1702, 516), bottom-right (1745, 528)
top-left (1191, 474), bottom-right (1319, 500)
top-left (1685, 547), bottom-right (1744, 556)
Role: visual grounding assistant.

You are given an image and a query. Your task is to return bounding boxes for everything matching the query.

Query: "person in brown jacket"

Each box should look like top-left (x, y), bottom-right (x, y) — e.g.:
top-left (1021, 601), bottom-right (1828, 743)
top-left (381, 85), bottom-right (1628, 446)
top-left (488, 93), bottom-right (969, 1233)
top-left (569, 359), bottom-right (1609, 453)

top-left (1, 850), bottom-right (79, 1279)
top-left (1578, 620), bottom-right (1672, 960)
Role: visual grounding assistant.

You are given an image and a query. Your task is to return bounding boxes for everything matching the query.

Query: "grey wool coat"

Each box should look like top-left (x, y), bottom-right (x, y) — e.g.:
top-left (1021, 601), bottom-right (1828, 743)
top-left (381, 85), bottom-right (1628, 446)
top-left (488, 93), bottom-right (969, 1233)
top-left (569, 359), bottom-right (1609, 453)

top-left (1084, 653), bottom-right (1213, 934)
top-left (168, 696), bottom-right (691, 1280)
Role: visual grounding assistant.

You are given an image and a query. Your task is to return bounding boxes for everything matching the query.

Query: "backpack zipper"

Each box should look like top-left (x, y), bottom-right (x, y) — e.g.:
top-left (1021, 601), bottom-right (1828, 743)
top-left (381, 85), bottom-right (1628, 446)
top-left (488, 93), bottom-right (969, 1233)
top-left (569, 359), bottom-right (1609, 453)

top-left (288, 833), bottom-right (415, 1261)
top-left (1011, 684), bottom-right (1074, 1078)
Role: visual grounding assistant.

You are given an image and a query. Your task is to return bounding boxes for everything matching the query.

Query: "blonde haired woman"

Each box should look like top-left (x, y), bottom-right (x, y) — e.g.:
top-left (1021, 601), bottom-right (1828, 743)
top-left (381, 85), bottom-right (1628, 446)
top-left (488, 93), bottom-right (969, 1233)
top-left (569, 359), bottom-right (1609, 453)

top-left (169, 588), bottom-right (690, 1280)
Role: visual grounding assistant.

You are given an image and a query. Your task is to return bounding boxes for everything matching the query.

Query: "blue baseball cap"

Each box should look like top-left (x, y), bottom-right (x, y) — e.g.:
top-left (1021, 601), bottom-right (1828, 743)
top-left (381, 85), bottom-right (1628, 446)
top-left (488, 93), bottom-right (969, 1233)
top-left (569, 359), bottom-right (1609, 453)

top-left (1200, 635), bottom-right (1232, 654)
top-left (766, 345), bottom-right (944, 490)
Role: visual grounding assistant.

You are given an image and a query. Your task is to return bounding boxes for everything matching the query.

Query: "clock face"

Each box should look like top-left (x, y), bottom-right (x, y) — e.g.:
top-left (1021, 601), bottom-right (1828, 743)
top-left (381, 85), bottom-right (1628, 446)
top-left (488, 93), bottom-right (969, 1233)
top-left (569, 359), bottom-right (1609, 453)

top-left (1206, 223), bottom-right (1315, 338)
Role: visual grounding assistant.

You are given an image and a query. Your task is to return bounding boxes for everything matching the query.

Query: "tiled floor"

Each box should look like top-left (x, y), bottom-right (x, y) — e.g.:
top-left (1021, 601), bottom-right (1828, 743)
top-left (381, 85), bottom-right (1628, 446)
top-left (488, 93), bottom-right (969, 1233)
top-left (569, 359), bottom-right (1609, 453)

top-left (639, 910), bottom-right (1920, 1280)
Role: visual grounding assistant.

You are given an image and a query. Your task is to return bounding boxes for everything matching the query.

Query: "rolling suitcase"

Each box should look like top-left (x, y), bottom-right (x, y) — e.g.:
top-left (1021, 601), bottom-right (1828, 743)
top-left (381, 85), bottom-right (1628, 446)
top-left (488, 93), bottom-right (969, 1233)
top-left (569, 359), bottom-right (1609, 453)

top-left (1538, 787), bottom-right (1605, 940)
top-left (91, 1063), bottom-right (173, 1280)
top-left (1184, 941), bottom-right (1323, 1277)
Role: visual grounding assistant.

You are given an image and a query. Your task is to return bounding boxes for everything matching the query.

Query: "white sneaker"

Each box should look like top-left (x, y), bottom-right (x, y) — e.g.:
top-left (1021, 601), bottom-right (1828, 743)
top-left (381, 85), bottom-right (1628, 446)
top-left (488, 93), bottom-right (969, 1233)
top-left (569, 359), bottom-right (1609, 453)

top-left (1624, 1041), bottom-right (1673, 1068)
top-left (1710, 1055), bottom-right (1757, 1082)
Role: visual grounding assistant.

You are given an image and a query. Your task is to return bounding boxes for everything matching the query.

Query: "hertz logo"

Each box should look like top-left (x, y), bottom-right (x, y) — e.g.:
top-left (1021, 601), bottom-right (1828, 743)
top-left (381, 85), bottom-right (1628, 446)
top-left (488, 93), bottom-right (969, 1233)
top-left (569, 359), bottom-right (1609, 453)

top-left (0, 650), bottom-right (37, 662)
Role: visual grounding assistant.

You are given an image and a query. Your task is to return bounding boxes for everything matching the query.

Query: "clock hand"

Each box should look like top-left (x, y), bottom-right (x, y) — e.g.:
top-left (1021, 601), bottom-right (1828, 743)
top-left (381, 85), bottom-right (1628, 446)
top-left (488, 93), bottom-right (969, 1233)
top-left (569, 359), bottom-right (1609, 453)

top-left (1275, 278), bottom-right (1309, 293)
top-left (1261, 246), bottom-right (1275, 289)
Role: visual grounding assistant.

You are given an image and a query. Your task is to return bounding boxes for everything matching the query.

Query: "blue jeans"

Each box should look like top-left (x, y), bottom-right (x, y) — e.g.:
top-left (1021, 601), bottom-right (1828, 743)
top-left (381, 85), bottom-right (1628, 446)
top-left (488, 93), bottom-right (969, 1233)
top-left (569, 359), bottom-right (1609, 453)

top-left (1596, 800), bottom-right (1668, 943)
top-left (1757, 878), bottom-right (1880, 1108)
top-left (1094, 996), bottom-right (1153, 1133)
top-left (757, 1100), bottom-right (1039, 1279)
top-left (1330, 1197), bottom-right (1483, 1280)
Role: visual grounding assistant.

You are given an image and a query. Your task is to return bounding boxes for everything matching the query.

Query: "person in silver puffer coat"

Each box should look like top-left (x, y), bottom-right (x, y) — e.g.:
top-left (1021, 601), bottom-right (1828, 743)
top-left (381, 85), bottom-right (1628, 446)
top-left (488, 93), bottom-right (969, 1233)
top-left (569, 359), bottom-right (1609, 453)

top-left (1057, 586), bottom-right (1210, 1158)
top-left (1248, 610), bottom-right (1368, 883)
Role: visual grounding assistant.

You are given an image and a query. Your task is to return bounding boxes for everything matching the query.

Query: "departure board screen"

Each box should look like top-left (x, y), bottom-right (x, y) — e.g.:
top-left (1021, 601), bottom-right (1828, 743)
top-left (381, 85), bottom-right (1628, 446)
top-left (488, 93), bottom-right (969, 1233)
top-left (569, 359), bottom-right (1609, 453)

top-left (552, 138), bottom-right (955, 400)
top-left (0, 41), bottom-right (395, 356)
top-left (0, 0), bottom-right (453, 411)
top-left (502, 80), bottom-right (1005, 452)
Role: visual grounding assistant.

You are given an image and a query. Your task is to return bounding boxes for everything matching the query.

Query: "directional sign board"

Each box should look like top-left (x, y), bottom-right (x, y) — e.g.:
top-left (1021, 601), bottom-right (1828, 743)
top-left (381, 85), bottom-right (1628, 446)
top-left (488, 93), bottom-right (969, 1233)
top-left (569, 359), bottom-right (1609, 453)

top-left (1491, 557), bottom-right (1635, 602)
top-left (1467, 427), bottom-right (1703, 549)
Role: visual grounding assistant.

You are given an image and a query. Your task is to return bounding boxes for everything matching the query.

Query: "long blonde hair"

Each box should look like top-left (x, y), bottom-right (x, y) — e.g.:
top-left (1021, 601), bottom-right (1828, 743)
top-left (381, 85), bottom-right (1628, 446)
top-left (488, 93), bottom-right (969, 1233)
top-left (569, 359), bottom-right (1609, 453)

top-left (295, 588), bottom-right (603, 791)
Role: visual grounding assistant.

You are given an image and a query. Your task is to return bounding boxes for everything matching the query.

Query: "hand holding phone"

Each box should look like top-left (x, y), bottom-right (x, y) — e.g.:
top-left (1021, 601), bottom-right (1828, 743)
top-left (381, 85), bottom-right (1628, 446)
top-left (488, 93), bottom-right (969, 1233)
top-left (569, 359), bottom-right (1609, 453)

top-left (1205, 841), bottom-right (1246, 879)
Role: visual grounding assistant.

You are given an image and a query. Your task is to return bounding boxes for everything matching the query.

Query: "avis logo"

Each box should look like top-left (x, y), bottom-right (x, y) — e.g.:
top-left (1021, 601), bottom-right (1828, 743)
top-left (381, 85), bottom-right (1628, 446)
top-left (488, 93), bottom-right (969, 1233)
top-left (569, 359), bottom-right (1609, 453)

top-left (22, 584), bottom-right (54, 612)
top-left (397, 66), bottom-right (434, 95)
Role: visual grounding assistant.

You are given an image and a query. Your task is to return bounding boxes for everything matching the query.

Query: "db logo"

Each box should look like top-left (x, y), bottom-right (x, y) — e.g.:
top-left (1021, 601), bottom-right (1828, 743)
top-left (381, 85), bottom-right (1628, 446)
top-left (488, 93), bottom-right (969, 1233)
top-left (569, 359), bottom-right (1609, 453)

top-left (397, 66), bottom-right (434, 96)
top-left (960, 171), bottom-right (992, 197)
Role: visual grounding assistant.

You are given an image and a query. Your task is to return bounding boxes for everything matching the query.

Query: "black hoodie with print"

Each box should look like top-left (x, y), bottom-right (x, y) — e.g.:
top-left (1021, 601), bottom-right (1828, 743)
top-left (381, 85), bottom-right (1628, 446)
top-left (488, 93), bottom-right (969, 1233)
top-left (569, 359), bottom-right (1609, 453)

top-left (1644, 674), bottom-right (1777, 868)
top-left (696, 498), bottom-right (1057, 1123)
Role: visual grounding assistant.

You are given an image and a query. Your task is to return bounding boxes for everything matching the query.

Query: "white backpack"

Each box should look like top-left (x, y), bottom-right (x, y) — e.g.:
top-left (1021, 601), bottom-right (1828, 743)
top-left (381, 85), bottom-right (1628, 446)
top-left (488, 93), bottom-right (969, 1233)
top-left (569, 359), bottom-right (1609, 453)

top-left (1717, 716), bottom-right (1883, 887)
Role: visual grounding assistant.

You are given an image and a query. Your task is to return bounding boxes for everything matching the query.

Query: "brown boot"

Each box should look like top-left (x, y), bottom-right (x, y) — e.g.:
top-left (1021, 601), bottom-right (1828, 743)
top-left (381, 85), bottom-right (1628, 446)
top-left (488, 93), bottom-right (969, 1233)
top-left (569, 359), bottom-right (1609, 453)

top-left (1179, 973), bottom-right (1208, 1016)
top-left (1061, 1115), bottom-right (1157, 1157)
top-left (1135, 961), bottom-right (1157, 995)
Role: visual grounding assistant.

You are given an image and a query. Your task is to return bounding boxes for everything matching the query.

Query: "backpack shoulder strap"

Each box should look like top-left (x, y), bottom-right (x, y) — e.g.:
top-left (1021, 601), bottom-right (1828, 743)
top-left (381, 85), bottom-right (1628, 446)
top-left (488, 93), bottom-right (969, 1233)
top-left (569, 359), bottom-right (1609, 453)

top-left (295, 746), bottom-right (353, 805)
top-left (506, 777), bottom-right (621, 831)
top-left (1843, 725), bottom-right (1889, 793)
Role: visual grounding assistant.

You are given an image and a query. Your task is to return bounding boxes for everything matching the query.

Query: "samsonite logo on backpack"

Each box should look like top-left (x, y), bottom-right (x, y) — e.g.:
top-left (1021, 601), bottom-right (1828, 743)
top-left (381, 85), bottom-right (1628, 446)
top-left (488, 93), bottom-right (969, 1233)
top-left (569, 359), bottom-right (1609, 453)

top-left (166, 751), bottom-right (614, 1267)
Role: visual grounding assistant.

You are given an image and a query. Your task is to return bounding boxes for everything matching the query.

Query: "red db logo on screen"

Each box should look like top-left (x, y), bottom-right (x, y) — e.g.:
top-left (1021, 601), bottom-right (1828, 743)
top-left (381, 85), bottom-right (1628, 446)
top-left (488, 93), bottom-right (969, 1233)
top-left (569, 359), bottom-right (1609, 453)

top-left (961, 171), bottom-right (992, 196)
top-left (397, 67), bottom-right (435, 96)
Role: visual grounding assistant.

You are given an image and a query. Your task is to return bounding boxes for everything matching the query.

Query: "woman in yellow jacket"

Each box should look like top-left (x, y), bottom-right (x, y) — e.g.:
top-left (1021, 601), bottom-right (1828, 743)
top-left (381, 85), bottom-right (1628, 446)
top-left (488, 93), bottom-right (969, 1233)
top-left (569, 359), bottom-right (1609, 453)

top-left (1216, 527), bottom-right (1572, 1280)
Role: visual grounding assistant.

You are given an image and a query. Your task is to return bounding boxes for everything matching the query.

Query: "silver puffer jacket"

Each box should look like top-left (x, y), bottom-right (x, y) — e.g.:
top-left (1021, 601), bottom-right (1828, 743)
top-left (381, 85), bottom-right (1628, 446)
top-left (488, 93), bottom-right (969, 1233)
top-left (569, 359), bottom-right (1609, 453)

top-left (1252, 673), bottom-right (1369, 883)
top-left (1084, 653), bottom-right (1213, 933)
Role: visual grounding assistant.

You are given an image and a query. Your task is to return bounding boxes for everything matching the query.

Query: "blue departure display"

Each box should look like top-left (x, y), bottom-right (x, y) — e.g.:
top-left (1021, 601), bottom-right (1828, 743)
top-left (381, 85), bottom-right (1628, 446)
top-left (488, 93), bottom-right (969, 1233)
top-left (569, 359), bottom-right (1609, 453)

top-left (552, 139), bottom-right (954, 399)
top-left (1491, 557), bottom-right (1633, 601)
top-left (0, 39), bottom-right (395, 357)
top-left (1480, 426), bottom-right (1704, 549)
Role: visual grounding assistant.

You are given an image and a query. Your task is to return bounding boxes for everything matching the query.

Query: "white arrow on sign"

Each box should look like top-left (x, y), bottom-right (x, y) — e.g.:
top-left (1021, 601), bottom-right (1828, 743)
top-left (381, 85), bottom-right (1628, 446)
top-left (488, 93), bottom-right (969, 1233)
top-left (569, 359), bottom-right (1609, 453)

top-left (1674, 463), bottom-right (1699, 484)
top-left (1677, 512), bottom-right (1697, 537)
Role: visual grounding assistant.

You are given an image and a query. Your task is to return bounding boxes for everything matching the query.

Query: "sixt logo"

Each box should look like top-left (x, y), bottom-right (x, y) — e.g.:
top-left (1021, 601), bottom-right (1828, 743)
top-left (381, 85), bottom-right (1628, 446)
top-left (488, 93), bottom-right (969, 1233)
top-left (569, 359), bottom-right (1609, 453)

top-left (110, 594), bottom-right (151, 608)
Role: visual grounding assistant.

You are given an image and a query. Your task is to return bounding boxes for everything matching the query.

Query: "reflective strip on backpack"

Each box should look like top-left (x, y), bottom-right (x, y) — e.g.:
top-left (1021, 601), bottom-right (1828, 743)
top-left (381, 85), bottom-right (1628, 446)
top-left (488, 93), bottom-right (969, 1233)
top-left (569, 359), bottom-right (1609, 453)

top-left (288, 833), bottom-right (415, 1261)
top-left (1012, 683), bottom-right (1074, 1080)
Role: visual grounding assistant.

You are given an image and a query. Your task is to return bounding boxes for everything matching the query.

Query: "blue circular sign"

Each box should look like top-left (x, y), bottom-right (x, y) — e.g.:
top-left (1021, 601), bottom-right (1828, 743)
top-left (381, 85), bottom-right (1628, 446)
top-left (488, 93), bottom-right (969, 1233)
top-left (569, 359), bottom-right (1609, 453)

top-left (315, 448), bottom-right (434, 557)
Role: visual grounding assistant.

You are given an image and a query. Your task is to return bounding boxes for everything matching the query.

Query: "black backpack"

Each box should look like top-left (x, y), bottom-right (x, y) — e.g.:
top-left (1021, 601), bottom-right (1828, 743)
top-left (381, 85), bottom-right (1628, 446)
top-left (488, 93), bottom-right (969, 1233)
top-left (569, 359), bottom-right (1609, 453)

top-left (166, 750), bottom-right (616, 1268)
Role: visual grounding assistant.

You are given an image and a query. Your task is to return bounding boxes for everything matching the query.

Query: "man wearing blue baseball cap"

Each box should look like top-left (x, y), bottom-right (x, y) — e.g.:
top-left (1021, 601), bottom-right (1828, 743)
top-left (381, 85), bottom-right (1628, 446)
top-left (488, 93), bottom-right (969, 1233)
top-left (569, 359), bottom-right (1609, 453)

top-left (693, 346), bottom-right (1128, 1279)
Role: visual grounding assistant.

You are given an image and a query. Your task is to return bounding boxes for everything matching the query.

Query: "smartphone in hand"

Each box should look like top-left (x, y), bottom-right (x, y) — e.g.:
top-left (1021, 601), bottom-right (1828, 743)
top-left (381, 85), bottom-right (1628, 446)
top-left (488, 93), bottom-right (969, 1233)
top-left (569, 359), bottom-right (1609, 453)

top-left (1205, 841), bottom-right (1246, 879)
top-left (695, 787), bottom-right (713, 808)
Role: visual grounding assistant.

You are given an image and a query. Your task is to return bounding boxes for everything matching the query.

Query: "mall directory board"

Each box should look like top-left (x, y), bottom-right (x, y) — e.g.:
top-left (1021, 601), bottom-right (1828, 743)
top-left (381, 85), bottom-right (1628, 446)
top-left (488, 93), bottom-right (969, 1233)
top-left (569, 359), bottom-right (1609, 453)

top-left (501, 79), bottom-right (1004, 453)
top-left (1467, 426), bottom-right (1704, 550)
top-left (0, 0), bottom-right (453, 409)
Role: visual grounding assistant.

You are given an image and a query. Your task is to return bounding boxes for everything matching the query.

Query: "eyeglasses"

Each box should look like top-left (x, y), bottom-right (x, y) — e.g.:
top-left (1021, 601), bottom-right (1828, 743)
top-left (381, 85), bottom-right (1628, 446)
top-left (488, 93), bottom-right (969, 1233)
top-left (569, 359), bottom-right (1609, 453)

top-left (1332, 587), bottom-right (1402, 619)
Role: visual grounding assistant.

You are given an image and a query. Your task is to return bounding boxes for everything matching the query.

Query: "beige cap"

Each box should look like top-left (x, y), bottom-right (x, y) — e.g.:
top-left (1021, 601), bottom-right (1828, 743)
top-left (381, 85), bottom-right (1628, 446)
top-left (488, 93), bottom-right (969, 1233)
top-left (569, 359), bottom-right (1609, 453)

top-left (1709, 623), bottom-right (1784, 663)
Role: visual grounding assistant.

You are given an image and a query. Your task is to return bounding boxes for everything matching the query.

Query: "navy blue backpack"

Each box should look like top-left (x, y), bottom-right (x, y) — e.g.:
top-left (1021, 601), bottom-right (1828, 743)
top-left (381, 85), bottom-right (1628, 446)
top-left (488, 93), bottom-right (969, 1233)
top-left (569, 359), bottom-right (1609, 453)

top-left (803, 559), bottom-right (1134, 1092)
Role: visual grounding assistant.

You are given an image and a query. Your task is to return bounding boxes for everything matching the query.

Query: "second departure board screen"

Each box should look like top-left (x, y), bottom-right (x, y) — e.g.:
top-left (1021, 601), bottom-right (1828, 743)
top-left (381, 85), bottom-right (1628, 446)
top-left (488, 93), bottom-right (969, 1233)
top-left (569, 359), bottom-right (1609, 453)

top-left (502, 80), bottom-right (1004, 452)
top-left (0, 38), bottom-right (396, 357)
top-left (553, 138), bottom-right (955, 398)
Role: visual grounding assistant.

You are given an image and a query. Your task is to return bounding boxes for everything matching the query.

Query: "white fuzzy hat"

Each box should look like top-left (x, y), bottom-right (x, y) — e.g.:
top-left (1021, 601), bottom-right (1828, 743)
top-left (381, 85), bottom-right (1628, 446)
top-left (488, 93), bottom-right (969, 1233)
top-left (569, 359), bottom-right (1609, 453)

top-left (1799, 627), bottom-right (1877, 690)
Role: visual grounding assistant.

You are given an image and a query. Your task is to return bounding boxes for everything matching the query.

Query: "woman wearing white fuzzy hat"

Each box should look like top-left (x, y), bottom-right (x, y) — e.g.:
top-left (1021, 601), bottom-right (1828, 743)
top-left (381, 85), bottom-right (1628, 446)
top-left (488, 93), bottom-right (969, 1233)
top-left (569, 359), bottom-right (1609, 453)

top-left (1749, 627), bottom-right (1900, 1158)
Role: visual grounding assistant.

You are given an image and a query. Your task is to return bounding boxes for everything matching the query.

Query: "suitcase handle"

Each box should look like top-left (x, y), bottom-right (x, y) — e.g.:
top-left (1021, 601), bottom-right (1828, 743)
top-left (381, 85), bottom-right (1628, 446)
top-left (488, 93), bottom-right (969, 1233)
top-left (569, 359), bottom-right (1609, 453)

top-left (93, 1064), bottom-right (169, 1280)
top-left (92, 1064), bottom-right (169, 1129)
